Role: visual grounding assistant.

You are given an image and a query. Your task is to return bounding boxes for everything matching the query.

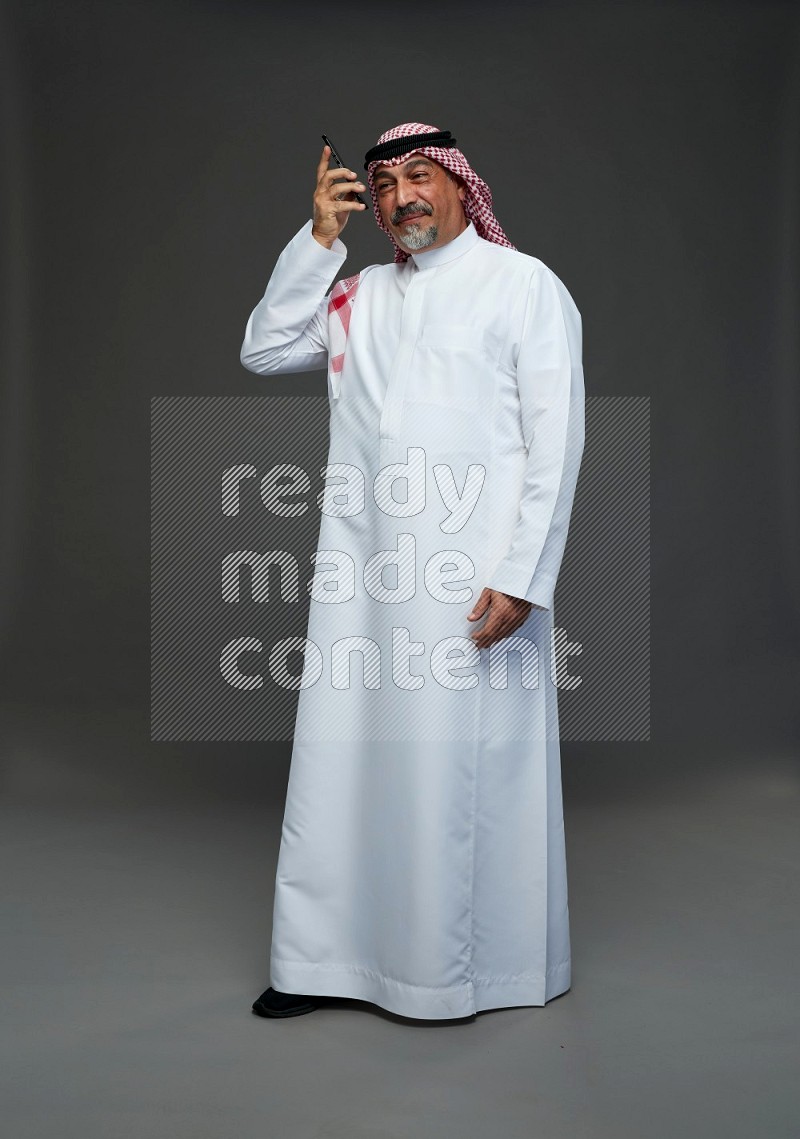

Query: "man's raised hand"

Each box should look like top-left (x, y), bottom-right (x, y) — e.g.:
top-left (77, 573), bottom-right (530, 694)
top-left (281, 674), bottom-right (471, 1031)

top-left (312, 144), bottom-right (367, 249)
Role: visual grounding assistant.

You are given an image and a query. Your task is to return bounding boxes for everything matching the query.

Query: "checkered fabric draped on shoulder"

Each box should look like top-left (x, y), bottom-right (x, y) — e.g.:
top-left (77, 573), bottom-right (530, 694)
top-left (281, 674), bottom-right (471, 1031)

top-left (327, 271), bottom-right (361, 386)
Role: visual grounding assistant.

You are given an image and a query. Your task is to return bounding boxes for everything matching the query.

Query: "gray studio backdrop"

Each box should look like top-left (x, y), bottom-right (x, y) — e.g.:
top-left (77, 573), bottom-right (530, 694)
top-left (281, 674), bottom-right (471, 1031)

top-left (1, 0), bottom-right (798, 802)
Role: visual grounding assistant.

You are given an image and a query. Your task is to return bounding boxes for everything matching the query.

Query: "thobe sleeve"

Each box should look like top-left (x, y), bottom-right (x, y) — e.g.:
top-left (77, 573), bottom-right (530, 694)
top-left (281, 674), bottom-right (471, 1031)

top-left (485, 263), bottom-right (586, 611)
top-left (240, 219), bottom-right (347, 375)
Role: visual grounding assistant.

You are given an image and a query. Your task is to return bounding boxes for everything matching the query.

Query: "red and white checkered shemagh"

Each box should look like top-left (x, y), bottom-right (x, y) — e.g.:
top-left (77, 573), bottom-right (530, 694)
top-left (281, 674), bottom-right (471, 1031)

top-left (365, 121), bottom-right (516, 264)
top-left (327, 122), bottom-right (514, 395)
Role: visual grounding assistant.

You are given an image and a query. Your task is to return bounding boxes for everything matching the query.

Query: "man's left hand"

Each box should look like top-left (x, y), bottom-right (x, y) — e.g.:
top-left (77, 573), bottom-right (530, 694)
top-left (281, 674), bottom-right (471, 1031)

top-left (467, 588), bottom-right (543, 651)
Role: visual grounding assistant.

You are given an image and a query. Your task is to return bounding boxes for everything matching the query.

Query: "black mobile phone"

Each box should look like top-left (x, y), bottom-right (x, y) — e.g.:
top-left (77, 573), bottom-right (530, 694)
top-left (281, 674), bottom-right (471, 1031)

top-left (321, 133), bottom-right (367, 206)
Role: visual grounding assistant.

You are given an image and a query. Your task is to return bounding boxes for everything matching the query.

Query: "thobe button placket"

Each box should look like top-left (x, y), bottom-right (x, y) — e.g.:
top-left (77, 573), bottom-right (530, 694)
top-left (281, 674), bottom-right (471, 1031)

top-left (379, 267), bottom-right (429, 451)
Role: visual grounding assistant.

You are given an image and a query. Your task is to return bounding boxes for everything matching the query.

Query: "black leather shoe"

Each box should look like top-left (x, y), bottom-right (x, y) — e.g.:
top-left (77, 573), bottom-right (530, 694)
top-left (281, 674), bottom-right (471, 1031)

top-left (251, 987), bottom-right (318, 1018)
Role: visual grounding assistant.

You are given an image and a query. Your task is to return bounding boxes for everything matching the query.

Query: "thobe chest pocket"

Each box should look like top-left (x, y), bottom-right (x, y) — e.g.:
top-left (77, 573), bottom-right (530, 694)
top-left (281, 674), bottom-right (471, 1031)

top-left (407, 324), bottom-right (488, 410)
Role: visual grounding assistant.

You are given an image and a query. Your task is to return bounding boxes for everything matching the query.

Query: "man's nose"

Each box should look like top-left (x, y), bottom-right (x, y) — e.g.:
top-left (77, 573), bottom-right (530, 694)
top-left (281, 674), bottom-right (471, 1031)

top-left (395, 180), bottom-right (415, 207)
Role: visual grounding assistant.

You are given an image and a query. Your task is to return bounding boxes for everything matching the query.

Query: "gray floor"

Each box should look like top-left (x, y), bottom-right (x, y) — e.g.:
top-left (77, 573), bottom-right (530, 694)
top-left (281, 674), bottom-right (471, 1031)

top-left (1, 704), bottom-right (798, 1139)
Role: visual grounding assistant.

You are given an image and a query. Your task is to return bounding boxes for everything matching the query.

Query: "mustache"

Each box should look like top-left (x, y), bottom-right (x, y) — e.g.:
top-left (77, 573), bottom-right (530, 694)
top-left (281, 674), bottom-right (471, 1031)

top-left (391, 202), bottom-right (433, 225)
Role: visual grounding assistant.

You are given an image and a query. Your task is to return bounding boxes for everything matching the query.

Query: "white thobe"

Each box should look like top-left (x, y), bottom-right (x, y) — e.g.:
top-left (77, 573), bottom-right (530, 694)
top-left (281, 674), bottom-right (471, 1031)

top-left (241, 218), bottom-right (585, 1019)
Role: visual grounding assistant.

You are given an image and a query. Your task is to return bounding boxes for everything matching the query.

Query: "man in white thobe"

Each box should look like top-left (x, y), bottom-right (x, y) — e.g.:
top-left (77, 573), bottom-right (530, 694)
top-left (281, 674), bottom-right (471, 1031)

top-left (241, 123), bottom-right (585, 1021)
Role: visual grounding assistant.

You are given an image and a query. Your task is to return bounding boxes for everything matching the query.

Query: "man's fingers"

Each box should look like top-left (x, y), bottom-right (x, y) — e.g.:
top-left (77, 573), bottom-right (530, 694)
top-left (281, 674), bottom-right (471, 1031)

top-left (470, 616), bottom-right (506, 650)
top-left (325, 165), bottom-right (357, 180)
top-left (315, 147), bottom-right (364, 189)
top-left (470, 605), bottom-right (503, 643)
top-left (330, 183), bottom-right (365, 202)
top-left (315, 174), bottom-right (366, 205)
top-left (316, 198), bottom-right (367, 216)
top-left (322, 168), bottom-right (362, 189)
top-left (467, 587), bottom-right (492, 621)
top-left (316, 144), bottom-right (332, 183)
top-left (472, 622), bottom-right (512, 649)
top-left (468, 592), bottom-right (531, 648)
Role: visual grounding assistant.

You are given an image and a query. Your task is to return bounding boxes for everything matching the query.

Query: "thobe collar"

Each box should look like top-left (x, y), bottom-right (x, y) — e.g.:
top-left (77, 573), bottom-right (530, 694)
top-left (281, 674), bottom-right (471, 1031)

top-left (407, 221), bottom-right (479, 270)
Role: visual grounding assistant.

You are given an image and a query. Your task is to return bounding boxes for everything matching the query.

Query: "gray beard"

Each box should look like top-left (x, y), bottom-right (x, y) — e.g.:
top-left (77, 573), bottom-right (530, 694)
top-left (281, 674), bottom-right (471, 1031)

top-left (396, 220), bottom-right (439, 250)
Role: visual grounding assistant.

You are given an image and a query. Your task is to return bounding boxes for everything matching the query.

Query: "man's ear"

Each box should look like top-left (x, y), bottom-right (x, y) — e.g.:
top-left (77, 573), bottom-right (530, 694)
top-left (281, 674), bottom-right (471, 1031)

top-left (446, 168), bottom-right (467, 202)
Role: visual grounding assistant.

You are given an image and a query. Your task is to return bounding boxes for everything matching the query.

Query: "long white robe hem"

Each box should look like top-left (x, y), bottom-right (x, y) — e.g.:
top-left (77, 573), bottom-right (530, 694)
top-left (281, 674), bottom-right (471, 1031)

top-left (270, 956), bottom-right (571, 1020)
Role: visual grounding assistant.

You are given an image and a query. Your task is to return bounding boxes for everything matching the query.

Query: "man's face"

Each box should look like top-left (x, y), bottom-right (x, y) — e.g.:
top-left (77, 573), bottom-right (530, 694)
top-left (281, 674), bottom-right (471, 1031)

top-left (373, 156), bottom-right (468, 253)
